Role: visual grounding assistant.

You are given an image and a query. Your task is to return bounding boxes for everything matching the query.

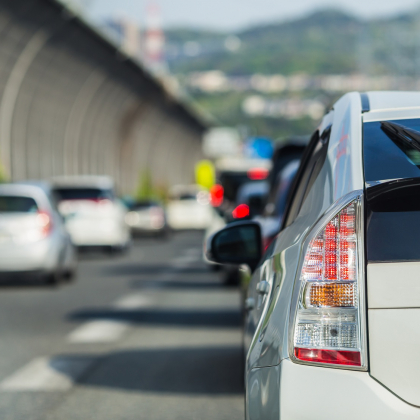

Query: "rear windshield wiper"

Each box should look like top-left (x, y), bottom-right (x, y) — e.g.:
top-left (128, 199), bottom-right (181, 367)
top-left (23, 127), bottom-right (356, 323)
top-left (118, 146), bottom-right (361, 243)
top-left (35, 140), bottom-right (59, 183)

top-left (381, 121), bottom-right (420, 153)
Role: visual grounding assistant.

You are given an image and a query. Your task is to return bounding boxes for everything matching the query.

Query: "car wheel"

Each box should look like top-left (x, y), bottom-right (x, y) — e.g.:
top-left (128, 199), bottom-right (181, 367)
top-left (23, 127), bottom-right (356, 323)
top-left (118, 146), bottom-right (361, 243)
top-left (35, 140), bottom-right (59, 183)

top-left (106, 245), bottom-right (128, 255)
top-left (63, 269), bottom-right (76, 282)
top-left (45, 272), bottom-right (60, 286)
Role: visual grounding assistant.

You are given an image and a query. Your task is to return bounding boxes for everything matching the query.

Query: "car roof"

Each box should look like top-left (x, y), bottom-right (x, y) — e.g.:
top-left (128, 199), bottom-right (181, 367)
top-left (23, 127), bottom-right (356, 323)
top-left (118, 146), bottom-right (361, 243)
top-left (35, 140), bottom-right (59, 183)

top-left (364, 91), bottom-right (420, 112)
top-left (0, 183), bottom-right (52, 209)
top-left (273, 136), bottom-right (309, 152)
top-left (51, 175), bottom-right (114, 189)
top-left (16, 180), bottom-right (52, 194)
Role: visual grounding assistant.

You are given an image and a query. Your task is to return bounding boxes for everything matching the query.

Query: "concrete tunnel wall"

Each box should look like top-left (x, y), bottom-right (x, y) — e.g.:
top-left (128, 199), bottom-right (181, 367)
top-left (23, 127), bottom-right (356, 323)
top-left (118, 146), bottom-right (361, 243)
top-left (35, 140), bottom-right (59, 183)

top-left (0, 0), bottom-right (206, 195)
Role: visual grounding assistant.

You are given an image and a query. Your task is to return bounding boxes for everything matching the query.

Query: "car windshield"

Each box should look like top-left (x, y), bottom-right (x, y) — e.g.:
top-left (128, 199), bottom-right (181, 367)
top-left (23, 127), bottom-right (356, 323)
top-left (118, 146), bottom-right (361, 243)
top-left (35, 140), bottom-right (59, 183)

top-left (54, 188), bottom-right (114, 201)
top-left (0, 196), bottom-right (38, 213)
top-left (364, 118), bottom-right (420, 182)
top-left (177, 193), bottom-right (197, 200)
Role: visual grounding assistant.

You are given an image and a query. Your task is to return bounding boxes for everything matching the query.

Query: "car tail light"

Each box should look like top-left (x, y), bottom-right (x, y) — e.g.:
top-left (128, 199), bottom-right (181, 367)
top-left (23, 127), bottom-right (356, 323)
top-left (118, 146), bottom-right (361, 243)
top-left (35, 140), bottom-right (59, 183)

top-left (291, 195), bottom-right (367, 369)
top-left (232, 204), bottom-right (250, 219)
top-left (247, 168), bottom-right (269, 180)
top-left (210, 184), bottom-right (224, 207)
top-left (37, 211), bottom-right (53, 237)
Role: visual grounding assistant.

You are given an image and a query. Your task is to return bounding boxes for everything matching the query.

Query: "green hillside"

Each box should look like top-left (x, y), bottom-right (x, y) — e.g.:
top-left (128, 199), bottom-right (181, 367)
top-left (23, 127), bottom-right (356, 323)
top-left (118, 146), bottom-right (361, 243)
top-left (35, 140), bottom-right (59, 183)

top-left (165, 9), bottom-right (420, 139)
top-left (166, 9), bottom-right (420, 76)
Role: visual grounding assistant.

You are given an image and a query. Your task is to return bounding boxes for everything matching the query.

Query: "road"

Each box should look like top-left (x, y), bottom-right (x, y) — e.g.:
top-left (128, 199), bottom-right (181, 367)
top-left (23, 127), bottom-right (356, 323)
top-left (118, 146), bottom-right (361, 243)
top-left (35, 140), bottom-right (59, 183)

top-left (0, 231), bottom-right (244, 420)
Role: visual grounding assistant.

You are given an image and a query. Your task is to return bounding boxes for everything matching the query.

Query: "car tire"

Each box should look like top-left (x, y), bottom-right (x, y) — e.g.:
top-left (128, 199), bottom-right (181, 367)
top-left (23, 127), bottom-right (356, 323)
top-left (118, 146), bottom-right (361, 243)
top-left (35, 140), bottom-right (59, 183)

top-left (45, 272), bottom-right (60, 286)
top-left (63, 268), bottom-right (76, 282)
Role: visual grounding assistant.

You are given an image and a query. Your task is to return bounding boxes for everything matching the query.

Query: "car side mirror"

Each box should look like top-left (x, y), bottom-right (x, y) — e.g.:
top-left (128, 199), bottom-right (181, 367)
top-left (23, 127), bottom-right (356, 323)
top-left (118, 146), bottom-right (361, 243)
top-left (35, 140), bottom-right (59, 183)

top-left (206, 221), bottom-right (262, 271)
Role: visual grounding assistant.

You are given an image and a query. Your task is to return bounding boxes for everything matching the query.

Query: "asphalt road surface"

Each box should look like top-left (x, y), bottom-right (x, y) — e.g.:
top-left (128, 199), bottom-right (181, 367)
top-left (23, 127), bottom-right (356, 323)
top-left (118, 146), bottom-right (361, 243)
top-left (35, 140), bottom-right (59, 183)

top-left (0, 231), bottom-right (244, 420)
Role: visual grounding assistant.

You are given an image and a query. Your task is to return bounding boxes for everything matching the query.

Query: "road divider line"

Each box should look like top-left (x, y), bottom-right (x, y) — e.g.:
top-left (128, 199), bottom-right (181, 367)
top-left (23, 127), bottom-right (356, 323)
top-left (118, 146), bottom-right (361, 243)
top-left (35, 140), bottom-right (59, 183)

top-left (67, 319), bottom-right (129, 343)
top-left (113, 294), bottom-right (154, 309)
top-left (0, 356), bottom-right (94, 391)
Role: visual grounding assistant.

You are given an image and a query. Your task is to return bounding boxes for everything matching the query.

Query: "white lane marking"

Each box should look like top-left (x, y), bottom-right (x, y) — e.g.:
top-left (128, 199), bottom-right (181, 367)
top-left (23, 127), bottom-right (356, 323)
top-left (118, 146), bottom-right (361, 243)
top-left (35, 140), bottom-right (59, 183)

top-left (171, 255), bottom-right (197, 267)
top-left (67, 319), bottom-right (129, 343)
top-left (113, 294), bottom-right (154, 309)
top-left (0, 357), bottom-right (93, 391)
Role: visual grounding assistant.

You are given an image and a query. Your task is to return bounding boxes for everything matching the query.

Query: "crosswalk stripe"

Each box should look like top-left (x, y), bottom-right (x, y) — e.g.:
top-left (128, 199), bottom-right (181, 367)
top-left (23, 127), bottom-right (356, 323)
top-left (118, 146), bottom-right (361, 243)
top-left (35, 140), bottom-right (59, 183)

top-left (0, 357), bottom-right (93, 391)
top-left (67, 319), bottom-right (129, 343)
top-left (113, 294), bottom-right (154, 309)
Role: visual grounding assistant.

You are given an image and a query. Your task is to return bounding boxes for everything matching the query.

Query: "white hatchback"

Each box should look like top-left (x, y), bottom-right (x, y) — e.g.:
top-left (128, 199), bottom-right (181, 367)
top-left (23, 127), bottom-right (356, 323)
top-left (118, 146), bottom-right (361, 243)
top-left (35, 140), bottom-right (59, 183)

top-left (52, 176), bottom-right (130, 251)
top-left (167, 185), bottom-right (212, 230)
top-left (0, 183), bottom-right (76, 284)
top-left (207, 92), bottom-right (420, 419)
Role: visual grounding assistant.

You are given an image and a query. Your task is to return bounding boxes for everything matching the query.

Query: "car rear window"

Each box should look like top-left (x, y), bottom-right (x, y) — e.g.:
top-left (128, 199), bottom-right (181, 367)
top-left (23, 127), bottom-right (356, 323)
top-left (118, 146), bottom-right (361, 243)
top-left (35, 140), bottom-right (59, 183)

top-left (54, 188), bottom-right (113, 201)
top-left (131, 201), bottom-right (160, 209)
top-left (363, 118), bottom-right (420, 182)
top-left (0, 196), bottom-right (38, 213)
top-left (219, 172), bottom-right (253, 203)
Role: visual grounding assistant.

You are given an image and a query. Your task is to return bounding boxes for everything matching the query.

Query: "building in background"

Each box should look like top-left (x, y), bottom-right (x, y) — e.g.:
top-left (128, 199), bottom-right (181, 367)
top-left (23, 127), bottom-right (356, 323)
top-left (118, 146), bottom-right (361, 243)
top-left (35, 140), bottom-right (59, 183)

top-left (99, 2), bottom-right (167, 77)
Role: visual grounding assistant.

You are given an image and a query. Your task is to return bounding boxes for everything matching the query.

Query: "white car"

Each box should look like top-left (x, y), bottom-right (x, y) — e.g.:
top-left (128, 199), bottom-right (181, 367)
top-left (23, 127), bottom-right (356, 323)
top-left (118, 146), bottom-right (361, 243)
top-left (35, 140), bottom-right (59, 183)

top-left (52, 176), bottom-right (130, 251)
top-left (167, 185), bottom-right (212, 230)
top-left (207, 92), bottom-right (420, 419)
top-left (0, 183), bottom-right (76, 284)
top-left (125, 199), bottom-right (169, 237)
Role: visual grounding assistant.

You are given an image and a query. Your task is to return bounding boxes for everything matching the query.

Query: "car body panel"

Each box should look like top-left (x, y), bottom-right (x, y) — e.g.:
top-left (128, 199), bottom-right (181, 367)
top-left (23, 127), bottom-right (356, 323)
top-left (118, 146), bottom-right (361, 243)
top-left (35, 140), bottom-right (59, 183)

top-left (369, 309), bottom-right (420, 407)
top-left (367, 262), bottom-right (420, 309)
top-left (246, 365), bottom-right (280, 420)
top-left (326, 92), bottom-right (364, 202)
top-left (362, 100), bottom-right (420, 405)
top-left (280, 358), bottom-right (420, 419)
top-left (245, 145), bottom-right (341, 369)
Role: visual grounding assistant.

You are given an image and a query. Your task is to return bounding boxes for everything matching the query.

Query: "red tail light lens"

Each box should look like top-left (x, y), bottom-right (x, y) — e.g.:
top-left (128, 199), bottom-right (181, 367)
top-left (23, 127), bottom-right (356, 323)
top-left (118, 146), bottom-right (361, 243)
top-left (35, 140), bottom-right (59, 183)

top-left (293, 198), bottom-right (366, 369)
top-left (232, 204), bottom-right (250, 219)
top-left (210, 184), bottom-right (224, 207)
top-left (247, 168), bottom-right (269, 180)
top-left (294, 348), bottom-right (361, 366)
top-left (37, 211), bottom-right (53, 237)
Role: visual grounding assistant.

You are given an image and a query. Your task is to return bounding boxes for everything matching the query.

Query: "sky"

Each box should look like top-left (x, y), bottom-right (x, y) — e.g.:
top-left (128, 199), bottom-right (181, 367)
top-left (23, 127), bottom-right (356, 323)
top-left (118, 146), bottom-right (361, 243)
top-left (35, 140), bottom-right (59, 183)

top-left (85, 0), bottom-right (420, 30)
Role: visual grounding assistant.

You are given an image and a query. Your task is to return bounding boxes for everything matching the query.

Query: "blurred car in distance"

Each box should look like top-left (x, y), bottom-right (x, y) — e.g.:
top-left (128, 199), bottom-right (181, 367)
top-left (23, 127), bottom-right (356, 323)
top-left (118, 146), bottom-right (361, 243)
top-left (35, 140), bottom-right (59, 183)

top-left (167, 185), bottom-right (212, 230)
top-left (207, 91), bottom-right (420, 419)
top-left (0, 182), bottom-right (76, 284)
top-left (215, 157), bottom-right (272, 220)
top-left (254, 138), bottom-right (308, 250)
top-left (256, 159), bottom-right (300, 249)
top-left (232, 180), bottom-right (269, 221)
top-left (52, 175), bottom-right (130, 252)
top-left (125, 199), bottom-right (169, 237)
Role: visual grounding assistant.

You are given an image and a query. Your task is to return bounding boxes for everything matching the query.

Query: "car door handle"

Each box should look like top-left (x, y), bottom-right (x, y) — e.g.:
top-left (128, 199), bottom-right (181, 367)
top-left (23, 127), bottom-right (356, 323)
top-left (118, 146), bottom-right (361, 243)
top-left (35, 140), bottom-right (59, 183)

top-left (256, 280), bottom-right (270, 295)
top-left (245, 297), bottom-right (255, 311)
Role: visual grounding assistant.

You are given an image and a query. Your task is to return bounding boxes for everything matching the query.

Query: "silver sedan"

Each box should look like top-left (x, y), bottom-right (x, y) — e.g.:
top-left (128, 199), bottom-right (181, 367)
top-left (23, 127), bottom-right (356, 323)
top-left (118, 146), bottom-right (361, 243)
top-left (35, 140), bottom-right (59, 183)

top-left (0, 183), bottom-right (76, 284)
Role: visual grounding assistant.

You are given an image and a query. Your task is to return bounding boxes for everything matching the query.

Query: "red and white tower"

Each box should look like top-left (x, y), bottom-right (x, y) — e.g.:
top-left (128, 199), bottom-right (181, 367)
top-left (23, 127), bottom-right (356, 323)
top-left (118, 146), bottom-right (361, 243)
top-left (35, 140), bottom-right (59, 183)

top-left (144, 1), bottom-right (167, 76)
